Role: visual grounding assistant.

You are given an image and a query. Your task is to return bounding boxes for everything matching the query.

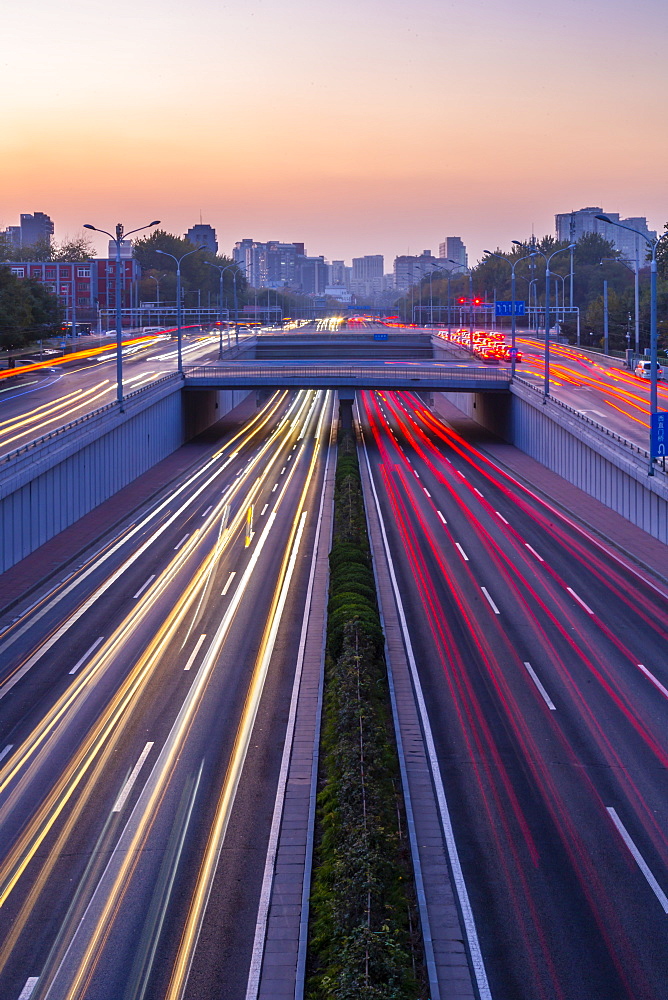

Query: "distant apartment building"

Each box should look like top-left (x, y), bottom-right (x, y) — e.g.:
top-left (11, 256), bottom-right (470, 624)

top-left (3, 212), bottom-right (54, 249)
top-left (329, 260), bottom-right (351, 289)
top-left (556, 207), bottom-right (656, 266)
top-left (107, 240), bottom-right (133, 259)
top-left (8, 258), bottom-right (140, 321)
top-left (393, 250), bottom-right (444, 292)
top-left (186, 223), bottom-right (218, 254)
top-left (438, 236), bottom-right (467, 268)
top-left (233, 238), bottom-right (327, 293)
top-left (352, 255), bottom-right (384, 280)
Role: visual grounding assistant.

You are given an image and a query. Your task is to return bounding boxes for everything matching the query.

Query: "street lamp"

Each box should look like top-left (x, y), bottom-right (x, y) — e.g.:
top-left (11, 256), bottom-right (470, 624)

top-left (83, 220), bottom-right (160, 408)
top-left (520, 242), bottom-right (575, 400)
top-left (447, 261), bottom-right (474, 351)
top-left (596, 214), bottom-right (668, 474)
top-left (483, 250), bottom-right (536, 377)
top-left (204, 261), bottom-right (231, 357)
top-left (601, 256), bottom-right (640, 355)
top-left (156, 245), bottom-right (205, 373)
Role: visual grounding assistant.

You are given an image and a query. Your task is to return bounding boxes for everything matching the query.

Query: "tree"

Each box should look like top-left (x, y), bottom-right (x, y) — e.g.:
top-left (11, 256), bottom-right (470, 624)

top-left (656, 222), bottom-right (668, 279)
top-left (53, 236), bottom-right (95, 261)
top-left (574, 232), bottom-right (619, 267)
top-left (0, 266), bottom-right (61, 349)
top-left (132, 230), bottom-right (244, 306)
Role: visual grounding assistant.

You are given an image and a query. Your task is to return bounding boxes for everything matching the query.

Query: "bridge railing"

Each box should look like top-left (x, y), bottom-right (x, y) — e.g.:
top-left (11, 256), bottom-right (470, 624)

top-left (183, 363), bottom-right (511, 384)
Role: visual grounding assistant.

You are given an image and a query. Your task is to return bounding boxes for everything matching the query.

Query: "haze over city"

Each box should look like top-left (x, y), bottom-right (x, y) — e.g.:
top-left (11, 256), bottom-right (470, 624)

top-left (3, 0), bottom-right (667, 263)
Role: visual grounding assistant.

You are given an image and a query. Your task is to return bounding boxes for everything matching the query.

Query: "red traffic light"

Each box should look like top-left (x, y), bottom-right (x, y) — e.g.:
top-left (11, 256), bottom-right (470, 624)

top-left (458, 297), bottom-right (467, 304)
top-left (473, 297), bottom-right (483, 306)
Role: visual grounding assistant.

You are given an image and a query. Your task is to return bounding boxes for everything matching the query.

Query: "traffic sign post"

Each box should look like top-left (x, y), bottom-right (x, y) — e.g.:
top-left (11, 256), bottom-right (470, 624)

top-left (651, 410), bottom-right (667, 468)
top-left (495, 301), bottom-right (525, 317)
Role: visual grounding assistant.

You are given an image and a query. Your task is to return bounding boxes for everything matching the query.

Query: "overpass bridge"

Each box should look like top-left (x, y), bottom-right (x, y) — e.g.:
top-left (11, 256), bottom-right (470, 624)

top-left (182, 361), bottom-right (510, 391)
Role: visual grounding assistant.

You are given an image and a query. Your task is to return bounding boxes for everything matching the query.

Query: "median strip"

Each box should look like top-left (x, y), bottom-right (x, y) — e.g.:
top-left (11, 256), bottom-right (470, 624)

top-left (306, 429), bottom-right (427, 998)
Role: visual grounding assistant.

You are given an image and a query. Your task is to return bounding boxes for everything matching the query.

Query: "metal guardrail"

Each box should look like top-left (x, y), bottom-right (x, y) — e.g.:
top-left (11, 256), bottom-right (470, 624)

top-left (0, 372), bottom-right (181, 467)
top-left (183, 362), bottom-right (511, 385)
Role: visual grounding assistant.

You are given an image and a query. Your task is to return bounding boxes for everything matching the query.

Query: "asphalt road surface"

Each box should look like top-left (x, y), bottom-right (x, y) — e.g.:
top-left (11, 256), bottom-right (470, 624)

top-left (359, 387), bottom-right (668, 1000)
top-left (0, 387), bottom-right (334, 1000)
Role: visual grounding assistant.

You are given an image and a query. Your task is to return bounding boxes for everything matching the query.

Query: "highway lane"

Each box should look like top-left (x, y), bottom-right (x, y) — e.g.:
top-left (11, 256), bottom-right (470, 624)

top-left (0, 387), bottom-right (334, 999)
top-left (515, 338), bottom-right (668, 450)
top-left (359, 388), bottom-right (668, 1000)
top-left (0, 329), bottom-right (239, 459)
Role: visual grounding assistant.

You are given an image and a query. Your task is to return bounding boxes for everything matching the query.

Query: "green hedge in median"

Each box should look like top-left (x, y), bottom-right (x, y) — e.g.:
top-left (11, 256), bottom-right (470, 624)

top-left (306, 431), bottom-right (427, 1000)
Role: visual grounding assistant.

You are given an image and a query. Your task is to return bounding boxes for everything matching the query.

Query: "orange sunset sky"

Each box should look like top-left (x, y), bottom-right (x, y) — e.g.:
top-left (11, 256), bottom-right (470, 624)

top-left (3, 0), bottom-right (667, 266)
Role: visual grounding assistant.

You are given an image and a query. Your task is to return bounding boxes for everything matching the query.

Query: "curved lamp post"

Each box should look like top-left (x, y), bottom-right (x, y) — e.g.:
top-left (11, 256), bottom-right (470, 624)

top-left (596, 215), bottom-right (668, 473)
top-left (156, 246), bottom-right (205, 373)
top-left (519, 243), bottom-right (575, 400)
top-left (204, 261), bottom-right (232, 356)
top-left (446, 261), bottom-right (474, 351)
top-left (83, 220), bottom-right (160, 408)
top-left (483, 250), bottom-right (536, 377)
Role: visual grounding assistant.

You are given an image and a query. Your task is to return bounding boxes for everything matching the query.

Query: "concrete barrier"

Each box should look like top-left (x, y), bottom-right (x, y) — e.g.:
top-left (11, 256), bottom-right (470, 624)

top-left (0, 377), bottom-right (250, 573)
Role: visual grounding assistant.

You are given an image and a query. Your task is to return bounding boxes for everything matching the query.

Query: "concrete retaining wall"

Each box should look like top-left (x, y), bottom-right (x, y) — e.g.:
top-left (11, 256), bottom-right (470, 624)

top-left (436, 381), bottom-right (668, 543)
top-left (0, 378), bottom-right (250, 573)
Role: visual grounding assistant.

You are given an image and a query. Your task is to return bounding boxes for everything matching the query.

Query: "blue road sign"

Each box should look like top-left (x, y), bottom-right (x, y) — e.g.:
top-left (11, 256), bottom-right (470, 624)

top-left (373, 333), bottom-right (388, 341)
top-left (495, 301), bottom-right (525, 317)
top-left (651, 410), bottom-right (668, 457)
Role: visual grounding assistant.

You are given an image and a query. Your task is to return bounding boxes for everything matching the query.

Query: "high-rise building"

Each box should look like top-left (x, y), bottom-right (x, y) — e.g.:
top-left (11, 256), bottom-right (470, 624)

top-left (352, 254), bottom-right (384, 280)
top-left (329, 260), bottom-right (351, 288)
top-left (233, 239), bottom-right (304, 288)
top-left (438, 237), bottom-right (467, 268)
top-left (3, 212), bottom-right (54, 249)
top-left (186, 223), bottom-right (218, 254)
top-left (393, 250), bottom-right (443, 292)
top-left (555, 207), bottom-right (656, 265)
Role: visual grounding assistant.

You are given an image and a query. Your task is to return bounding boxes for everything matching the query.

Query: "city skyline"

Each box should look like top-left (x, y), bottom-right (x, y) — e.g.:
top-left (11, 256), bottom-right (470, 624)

top-left (3, 0), bottom-right (667, 267)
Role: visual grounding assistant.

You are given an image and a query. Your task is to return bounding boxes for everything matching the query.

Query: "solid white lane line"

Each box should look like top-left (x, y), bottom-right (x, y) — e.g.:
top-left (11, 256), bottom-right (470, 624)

top-left (638, 664), bottom-right (668, 700)
top-left (112, 742), bottom-right (155, 813)
top-left (567, 587), bottom-right (594, 615)
top-left (260, 504), bottom-right (268, 516)
top-left (423, 488), bottom-right (431, 498)
top-left (133, 575), bottom-right (155, 599)
top-left (69, 637), bottom-right (105, 676)
top-left (184, 634), bottom-right (207, 672)
top-left (17, 978), bottom-right (39, 1000)
top-left (474, 487), bottom-right (484, 497)
top-left (202, 505), bottom-right (213, 517)
top-left (0, 744), bottom-right (13, 764)
top-left (495, 511), bottom-right (509, 524)
top-left (606, 807), bottom-right (668, 914)
top-left (437, 510), bottom-right (447, 524)
top-left (525, 543), bottom-right (544, 562)
top-left (174, 533), bottom-right (190, 551)
top-left (221, 571), bottom-right (236, 596)
top-left (523, 662), bottom-right (556, 710)
top-left (361, 439), bottom-right (492, 1000)
top-left (481, 587), bottom-right (500, 614)
top-left (455, 542), bottom-right (469, 561)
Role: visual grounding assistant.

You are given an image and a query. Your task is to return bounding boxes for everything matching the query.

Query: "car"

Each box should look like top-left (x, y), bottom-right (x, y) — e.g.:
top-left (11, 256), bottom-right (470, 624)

top-left (634, 360), bottom-right (664, 380)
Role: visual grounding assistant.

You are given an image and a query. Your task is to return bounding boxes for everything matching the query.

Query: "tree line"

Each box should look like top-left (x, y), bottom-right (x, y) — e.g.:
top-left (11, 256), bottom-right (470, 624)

top-left (403, 229), bottom-right (668, 354)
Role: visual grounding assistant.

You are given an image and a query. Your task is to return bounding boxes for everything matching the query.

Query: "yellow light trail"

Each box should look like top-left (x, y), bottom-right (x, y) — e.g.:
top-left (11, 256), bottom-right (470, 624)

top-left (0, 381), bottom-right (112, 449)
top-left (0, 391), bottom-right (318, 926)
top-left (41, 392), bottom-right (331, 1000)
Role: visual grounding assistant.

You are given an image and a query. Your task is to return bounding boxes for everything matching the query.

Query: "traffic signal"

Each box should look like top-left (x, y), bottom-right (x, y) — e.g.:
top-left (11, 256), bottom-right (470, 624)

top-left (473, 297), bottom-right (483, 306)
top-left (458, 297), bottom-right (467, 305)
